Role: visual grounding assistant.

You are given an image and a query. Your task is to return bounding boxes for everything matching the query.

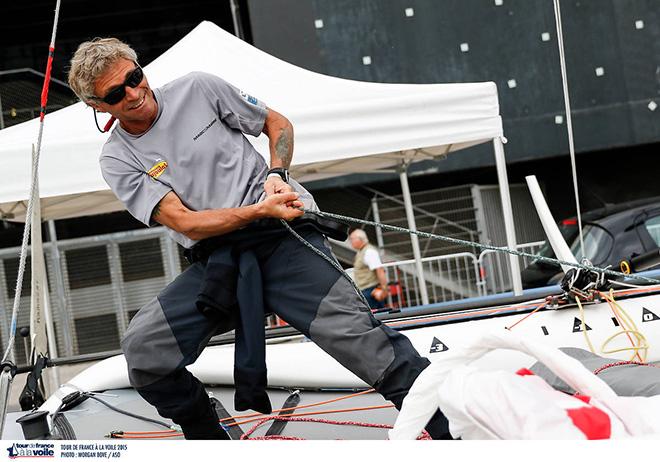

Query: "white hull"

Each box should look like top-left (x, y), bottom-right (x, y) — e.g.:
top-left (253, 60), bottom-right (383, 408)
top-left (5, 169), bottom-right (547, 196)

top-left (40, 288), bottom-right (660, 416)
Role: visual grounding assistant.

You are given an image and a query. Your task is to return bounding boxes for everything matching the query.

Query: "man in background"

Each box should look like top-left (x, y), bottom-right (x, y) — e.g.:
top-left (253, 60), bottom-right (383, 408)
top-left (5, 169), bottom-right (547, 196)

top-left (350, 229), bottom-right (389, 309)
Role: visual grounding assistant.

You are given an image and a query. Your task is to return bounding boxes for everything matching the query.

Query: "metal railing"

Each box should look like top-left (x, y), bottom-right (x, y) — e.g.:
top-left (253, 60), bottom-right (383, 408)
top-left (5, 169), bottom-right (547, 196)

top-left (365, 185), bottom-right (480, 260)
top-left (376, 241), bottom-right (546, 309)
top-left (382, 252), bottom-right (482, 308)
top-left (477, 241), bottom-right (545, 296)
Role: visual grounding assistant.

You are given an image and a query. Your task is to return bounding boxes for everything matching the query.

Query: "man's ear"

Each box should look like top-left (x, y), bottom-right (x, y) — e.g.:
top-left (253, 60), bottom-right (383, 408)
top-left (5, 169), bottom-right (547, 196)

top-left (86, 100), bottom-right (104, 113)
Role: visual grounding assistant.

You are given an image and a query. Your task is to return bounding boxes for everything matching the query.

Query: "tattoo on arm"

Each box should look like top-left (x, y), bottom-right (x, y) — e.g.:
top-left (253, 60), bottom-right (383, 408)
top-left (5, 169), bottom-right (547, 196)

top-left (152, 202), bottom-right (162, 219)
top-left (275, 127), bottom-right (293, 168)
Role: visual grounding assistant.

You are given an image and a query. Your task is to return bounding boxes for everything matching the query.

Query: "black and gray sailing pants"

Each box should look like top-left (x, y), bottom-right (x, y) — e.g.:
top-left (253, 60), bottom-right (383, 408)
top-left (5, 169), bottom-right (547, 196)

top-left (121, 228), bottom-right (449, 435)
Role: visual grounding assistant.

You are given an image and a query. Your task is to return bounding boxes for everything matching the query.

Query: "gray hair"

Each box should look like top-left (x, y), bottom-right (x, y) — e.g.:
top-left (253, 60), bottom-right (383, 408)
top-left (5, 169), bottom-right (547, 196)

top-left (350, 229), bottom-right (369, 243)
top-left (68, 38), bottom-right (138, 102)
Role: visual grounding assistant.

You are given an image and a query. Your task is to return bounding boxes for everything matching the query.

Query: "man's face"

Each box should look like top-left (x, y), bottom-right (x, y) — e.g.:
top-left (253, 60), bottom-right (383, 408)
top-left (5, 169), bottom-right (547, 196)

top-left (349, 233), bottom-right (365, 250)
top-left (90, 58), bottom-right (157, 126)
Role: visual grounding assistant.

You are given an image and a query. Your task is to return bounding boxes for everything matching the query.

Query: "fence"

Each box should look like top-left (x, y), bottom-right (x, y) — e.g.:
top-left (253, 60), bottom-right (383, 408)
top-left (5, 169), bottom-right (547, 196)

top-left (0, 227), bottom-right (188, 366)
top-left (0, 225), bottom-right (547, 367)
top-left (382, 252), bottom-right (481, 308)
top-left (380, 241), bottom-right (546, 308)
top-left (477, 241), bottom-right (546, 296)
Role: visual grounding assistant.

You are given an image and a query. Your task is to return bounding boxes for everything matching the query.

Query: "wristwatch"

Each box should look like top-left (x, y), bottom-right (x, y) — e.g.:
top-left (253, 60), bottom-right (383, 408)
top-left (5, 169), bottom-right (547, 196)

top-left (267, 167), bottom-right (290, 183)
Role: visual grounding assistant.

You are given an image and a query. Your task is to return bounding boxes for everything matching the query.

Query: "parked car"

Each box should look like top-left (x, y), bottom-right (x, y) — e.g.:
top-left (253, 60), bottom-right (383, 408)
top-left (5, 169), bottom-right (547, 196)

top-left (521, 199), bottom-right (660, 288)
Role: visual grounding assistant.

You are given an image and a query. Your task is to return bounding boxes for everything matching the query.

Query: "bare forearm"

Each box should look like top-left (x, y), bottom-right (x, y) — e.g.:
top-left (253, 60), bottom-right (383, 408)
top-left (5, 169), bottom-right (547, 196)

top-left (180, 205), bottom-right (264, 241)
top-left (264, 108), bottom-right (294, 168)
top-left (376, 267), bottom-right (388, 288)
top-left (152, 190), bottom-right (303, 241)
top-left (153, 198), bottom-right (263, 241)
top-left (269, 124), bottom-right (293, 168)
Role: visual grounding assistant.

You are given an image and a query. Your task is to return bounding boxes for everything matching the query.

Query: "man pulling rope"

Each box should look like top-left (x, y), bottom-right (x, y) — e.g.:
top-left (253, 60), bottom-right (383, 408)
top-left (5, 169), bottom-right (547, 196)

top-left (67, 38), bottom-right (451, 440)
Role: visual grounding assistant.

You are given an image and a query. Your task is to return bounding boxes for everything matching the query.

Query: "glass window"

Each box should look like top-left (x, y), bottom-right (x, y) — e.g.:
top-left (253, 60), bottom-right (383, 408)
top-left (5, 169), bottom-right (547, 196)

top-left (644, 216), bottom-right (660, 247)
top-left (534, 223), bottom-right (578, 261)
top-left (569, 225), bottom-right (613, 265)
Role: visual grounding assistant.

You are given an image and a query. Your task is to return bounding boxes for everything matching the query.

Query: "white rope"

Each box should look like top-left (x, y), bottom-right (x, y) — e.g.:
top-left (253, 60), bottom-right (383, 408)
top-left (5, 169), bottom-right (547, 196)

top-left (1, 0), bottom-right (62, 365)
top-left (553, 0), bottom-right (585, 256)
top-left (49, 0), bottom-right (62, 47)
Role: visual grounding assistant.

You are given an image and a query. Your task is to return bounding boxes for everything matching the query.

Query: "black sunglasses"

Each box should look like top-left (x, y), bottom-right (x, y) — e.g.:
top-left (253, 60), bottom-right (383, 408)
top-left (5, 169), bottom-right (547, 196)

top-left (96, 63), bottom-right (144, 105)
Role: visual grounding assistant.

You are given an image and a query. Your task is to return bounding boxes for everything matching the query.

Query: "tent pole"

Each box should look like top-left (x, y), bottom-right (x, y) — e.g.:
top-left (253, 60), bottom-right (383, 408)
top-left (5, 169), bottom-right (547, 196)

top-left (399, 165), bottom-right (429, 306)
top-left (370, 196), bottom-right (385, 254)
top-left (492, 137), bottom-right (523, 295)
top-left (230, 0), bottom-right (244, 40)
top-left (0, 93), bottom-right (5, 130)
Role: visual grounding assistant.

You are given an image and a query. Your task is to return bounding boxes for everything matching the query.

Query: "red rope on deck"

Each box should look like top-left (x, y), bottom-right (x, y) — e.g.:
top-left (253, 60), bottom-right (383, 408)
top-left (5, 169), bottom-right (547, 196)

top-left (240, 415), bottom-right (431, 440)
top-left (593, 360), bottom-right (660, 375)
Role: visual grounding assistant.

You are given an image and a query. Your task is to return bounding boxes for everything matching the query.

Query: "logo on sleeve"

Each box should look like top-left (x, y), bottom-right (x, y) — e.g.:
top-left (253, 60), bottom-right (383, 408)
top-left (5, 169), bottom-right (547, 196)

top-left (147, 161), bottom-right (168, 179)
top-left (239, 90), bottom-right (258, 105)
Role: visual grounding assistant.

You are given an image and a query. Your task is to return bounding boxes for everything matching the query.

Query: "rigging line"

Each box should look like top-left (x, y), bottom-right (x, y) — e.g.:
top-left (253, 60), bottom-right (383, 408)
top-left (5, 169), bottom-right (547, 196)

top-left (505, 304), bottom-right (545, 331)
top-left (2, 0), bottom-right (62, 365)
top-left (228, 404), bottom-right (395, 427)
top-left (121, 389), bottom-right (379, 437)
top-left (593, 361), bottom-right (660, 375)
top-left (600, 289), bottom-right (648, 362)
top-left (279, 219), bottom-right (372, 308)
top-left (608, 302), bottom-right (642, 361)
top-left (85, 394), bottom-right (174, 430)
top-left (300, 208), bottom-right (660, 285)
top-left (218, 388), bottom-right (376, 423)
top-left (240, 416), bottom-right (431, 441)
top-left (552, 0), bottom-right (585, 255)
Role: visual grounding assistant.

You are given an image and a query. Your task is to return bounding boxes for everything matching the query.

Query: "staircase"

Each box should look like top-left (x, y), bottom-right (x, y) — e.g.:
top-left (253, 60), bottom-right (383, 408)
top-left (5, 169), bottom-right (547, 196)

top-left (366, 184), bottom-right (481, 262)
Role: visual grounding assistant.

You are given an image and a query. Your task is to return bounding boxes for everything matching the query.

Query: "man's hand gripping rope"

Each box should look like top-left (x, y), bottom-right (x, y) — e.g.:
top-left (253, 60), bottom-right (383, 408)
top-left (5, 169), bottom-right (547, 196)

top-left (259, 191), bottom-right (304, 221)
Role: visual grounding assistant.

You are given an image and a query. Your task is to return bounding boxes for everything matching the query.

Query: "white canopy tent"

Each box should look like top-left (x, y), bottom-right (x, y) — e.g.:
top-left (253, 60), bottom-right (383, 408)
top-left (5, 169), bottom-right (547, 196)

top-left (0, 20), bottom-right (522, 295)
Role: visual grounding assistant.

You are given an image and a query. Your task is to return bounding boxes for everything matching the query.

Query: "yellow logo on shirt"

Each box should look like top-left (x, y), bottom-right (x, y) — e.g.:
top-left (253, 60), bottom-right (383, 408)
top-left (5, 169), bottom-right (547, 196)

top-left (148, 161), bottom-right (168, 179)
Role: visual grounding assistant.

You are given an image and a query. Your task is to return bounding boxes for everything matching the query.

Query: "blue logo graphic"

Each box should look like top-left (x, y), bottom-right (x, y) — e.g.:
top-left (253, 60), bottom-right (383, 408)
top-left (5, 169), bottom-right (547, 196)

top-left (239, 90), bottom-right (258, 105)
top-left (7, 444), bottom-right (18, 458)
top-left (6, 442), bottom-right (55, 459)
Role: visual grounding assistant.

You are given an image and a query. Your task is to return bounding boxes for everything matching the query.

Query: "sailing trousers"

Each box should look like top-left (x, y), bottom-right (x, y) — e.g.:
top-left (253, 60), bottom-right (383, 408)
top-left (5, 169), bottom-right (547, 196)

top-left (120, 228), bottom-right (450, 437)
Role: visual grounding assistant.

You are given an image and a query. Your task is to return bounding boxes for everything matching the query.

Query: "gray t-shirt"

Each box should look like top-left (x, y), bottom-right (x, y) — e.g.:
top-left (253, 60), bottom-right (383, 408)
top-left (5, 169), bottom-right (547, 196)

top-left (100, 71), bottom-right (301, 248)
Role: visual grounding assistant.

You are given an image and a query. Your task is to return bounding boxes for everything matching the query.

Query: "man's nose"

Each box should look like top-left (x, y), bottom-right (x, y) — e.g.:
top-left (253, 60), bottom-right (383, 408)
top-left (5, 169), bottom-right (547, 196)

top-left (124, 85), bottom-right (141, 100)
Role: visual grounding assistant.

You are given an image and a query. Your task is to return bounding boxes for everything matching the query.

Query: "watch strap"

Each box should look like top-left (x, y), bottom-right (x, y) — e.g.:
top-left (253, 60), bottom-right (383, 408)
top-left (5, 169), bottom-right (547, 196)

top-left (267, 167), bottom-right (289, 182)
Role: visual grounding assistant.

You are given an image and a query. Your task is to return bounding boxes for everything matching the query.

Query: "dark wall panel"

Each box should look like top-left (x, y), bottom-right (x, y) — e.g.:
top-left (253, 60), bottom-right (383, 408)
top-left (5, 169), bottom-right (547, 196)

top-left (247, 0), bottom-right (660, 171)
top-left (0, 0), bottom-right (235, 85)
top-left (248, 0), bottom-right (324, 72)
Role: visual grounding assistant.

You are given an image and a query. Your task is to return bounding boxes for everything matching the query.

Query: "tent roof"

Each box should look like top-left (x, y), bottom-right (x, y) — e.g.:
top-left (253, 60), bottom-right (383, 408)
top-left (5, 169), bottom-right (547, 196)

top-left (0, 21), bottom-right (503, 222)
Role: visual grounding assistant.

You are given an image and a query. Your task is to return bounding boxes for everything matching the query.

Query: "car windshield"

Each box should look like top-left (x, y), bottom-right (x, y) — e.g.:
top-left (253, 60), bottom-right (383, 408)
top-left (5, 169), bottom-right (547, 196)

top-left (645, 216), bottom-right (660, 247)
top-left (569, 224), bottom-right (613, 265)
top-left (535, 223), bottom-right (578, 259)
